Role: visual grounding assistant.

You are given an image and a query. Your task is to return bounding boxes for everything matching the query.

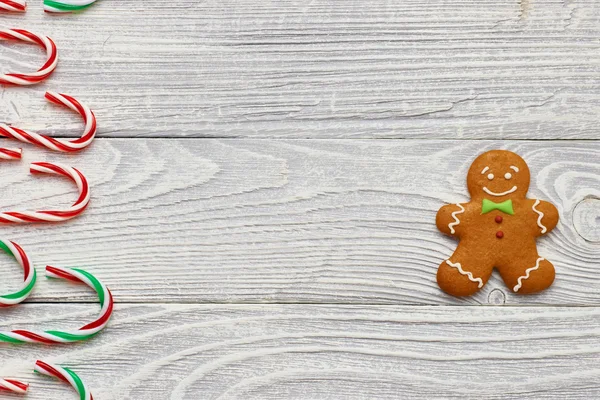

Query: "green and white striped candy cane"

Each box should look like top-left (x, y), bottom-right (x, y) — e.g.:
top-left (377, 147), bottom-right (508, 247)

top-left (0, 239), bottom-right (36, 307)
top-left (0, 266), bottom-right (113, 344)
top-left (44, 0), bottom-right (98, 13)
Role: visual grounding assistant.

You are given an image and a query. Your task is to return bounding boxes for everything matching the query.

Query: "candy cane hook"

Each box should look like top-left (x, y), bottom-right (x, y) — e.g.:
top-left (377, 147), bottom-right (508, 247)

top-left (0, 162), bottom-right (90, 224)
top-left (44, 0), bottom-right (97, 13)
top-left (0, 29), bottom-right (58, 85)
top-left (2, 361), bottom-right (94, 398)
top-left (0, 240), bottom-right (36, 306)
top-left (35, 361), bottom-right (93, 399)
top-left (0, 92), bottom-right (97, 153)
top-left (0, 0), bottom-right (26, 12)
top-left (0, 266), bottom-right (113, 344)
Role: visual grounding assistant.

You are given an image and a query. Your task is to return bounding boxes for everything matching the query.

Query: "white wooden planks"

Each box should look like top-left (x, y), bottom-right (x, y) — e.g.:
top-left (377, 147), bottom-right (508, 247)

top-left (1, 1), bottom-right (600, 398)
top-left (0, 139), bottom-right (596, 305)
top-left (0, 0), bottom-right (600, 138)
top-left (2, 304), bottom-right (600, 399)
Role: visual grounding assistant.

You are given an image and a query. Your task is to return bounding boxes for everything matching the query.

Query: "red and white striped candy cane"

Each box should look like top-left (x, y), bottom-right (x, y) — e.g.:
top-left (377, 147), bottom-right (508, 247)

top-left (0, 239), bottom-right (36, 306)
top-left (0, 0), bottom-right (26, 12)
top-left (35, 361), bottom-right (93, 400)
top-left (0, 147), bottom-right (22, 160)
top-left (0, 29), bottom-right (58, 85)
top-left (0, 378), bottom-right (28, 394)
top-left (0, 162), bottom-right (89, 224)
top-left (0, 92), bottom-right (97, 152)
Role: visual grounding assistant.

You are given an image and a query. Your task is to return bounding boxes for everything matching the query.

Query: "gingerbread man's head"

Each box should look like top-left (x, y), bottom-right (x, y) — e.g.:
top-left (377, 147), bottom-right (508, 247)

top-left (466, 150), bottom-right (531, 201)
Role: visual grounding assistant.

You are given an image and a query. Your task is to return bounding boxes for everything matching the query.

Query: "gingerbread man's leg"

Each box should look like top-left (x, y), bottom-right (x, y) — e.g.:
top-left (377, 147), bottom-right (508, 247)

top-left (437, 244), bottom-right (494, 297)
top-left (497, 255), bottom-right (555, 294)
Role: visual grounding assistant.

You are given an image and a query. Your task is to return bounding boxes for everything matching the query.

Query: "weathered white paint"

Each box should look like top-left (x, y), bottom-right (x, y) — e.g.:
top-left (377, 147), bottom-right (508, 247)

top-left (2, 304), bottom-right (600, 399)
top-left (0, 0), bottom-right (599, 138)
top-left (1, 1), bottom-right (599, 398)
top-left (0, 139), bottom-right (596, 305)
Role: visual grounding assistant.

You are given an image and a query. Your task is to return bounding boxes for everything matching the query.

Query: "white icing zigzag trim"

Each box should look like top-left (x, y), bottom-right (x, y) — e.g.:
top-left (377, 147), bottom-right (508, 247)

top-left (532, 199), bottom-right (547, 234)
top-left (513, 257), bottom-right (545, 292)
top-left (448, 203), bottom-right (465, 234)
top-left (445, 260), bottom-right (484, 288)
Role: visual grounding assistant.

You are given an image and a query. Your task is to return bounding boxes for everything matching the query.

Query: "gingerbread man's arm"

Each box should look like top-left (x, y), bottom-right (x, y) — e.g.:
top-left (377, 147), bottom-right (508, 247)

top-left (530, 199), bottom-right (559, 236)
top-left (436, 203), bottom-right (468, 236)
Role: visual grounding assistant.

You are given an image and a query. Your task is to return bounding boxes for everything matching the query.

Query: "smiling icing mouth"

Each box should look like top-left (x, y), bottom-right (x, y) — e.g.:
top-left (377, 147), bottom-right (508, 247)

top-left (483, 186), bottom-right (517, 196)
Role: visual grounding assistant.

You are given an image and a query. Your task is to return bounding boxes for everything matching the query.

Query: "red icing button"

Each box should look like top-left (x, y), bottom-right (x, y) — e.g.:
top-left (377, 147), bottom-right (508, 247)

top-left (495, 216), bottom-right (503, 223)
top-left (496, 231), bottom-right (504, 239)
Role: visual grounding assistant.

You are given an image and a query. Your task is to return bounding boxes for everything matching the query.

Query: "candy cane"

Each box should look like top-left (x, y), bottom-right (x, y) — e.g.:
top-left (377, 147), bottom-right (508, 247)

top-left (0, 162), bottom-right (90, 224)
top-left (0, 92), bottom-right (97, 153)
top-left (0, 29), bottom-right (58, 85)
top-left (0, 266), bottom-right (113, 344)
top-left (44, 0), bottom-right (97, 13)
top-left (35, 361), bottom-right (93, 400)
top-left (0, 0), bottom-right (26, 12)
top-left (0, 147), bottom-right (22, 160)
top-left (0, 240), bottom-right (36, 306)
top-left (0, 378), bottom-right (28, 394)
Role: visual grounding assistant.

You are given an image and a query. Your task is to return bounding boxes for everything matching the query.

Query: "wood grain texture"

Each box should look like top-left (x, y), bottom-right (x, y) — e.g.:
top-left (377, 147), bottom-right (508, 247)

top-left (1, 3), bottom-right (600, 396)
top-left (0, 139), bottom-right (596, 305)
top-left (573, 198), bottom-right (600, 242)
top-left (1, 0), bottom-right (600, 138)
top-left (2, 304), bottom-right (600, 399)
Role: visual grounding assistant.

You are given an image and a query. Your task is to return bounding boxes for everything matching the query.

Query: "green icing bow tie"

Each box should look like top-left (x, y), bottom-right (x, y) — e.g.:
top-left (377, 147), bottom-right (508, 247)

top-left (481, 199), bottom-right (514, 215)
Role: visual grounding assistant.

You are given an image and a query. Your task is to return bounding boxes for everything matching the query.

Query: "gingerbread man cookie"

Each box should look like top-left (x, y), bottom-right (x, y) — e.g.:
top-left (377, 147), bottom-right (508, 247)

top-left (436, 150), bottom-right (559, 296)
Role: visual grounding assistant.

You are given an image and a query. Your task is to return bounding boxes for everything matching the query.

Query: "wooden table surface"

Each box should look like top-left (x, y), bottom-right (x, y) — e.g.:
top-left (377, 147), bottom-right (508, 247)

top-left (1, 1), bottom-right (599, 398)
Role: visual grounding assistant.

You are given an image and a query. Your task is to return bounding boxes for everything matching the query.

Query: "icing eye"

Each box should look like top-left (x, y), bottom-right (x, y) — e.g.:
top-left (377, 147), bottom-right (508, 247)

top-left (505, 172), bottom-right (512, 180)
top-left (487, 173), bottom-right (494, 180)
